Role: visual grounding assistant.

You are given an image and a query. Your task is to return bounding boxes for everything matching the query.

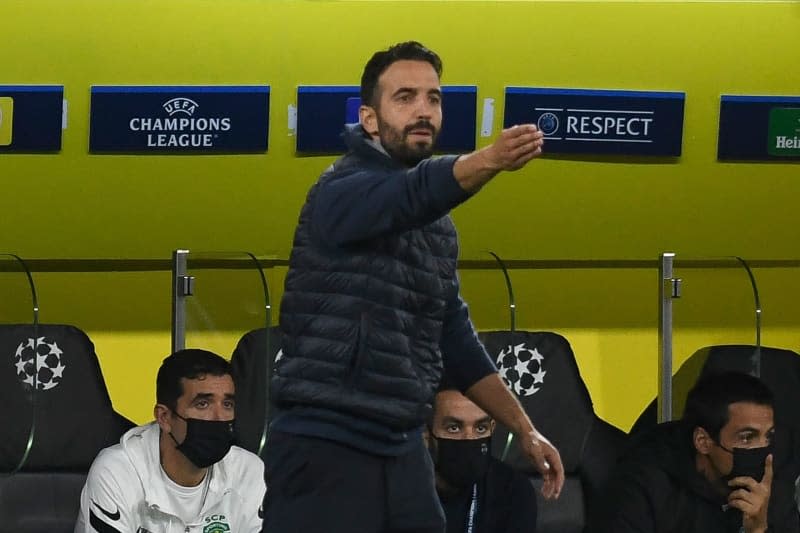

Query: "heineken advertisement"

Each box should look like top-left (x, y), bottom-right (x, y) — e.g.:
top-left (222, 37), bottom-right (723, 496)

top-left (0, 85), bottom-right (64, 152)
top-left (768, 107), bottom-right (800, 156)
top-left (718, 95), bottom-right (800, 161)
top-left (295, 85), bottom-right (477, 154)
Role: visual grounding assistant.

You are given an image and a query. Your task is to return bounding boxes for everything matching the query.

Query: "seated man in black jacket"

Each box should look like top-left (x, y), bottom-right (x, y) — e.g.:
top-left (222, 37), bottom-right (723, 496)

top-left (430, 387), bottom-right (536, 533)
top-left (595, 371), bottom-right (799, 533)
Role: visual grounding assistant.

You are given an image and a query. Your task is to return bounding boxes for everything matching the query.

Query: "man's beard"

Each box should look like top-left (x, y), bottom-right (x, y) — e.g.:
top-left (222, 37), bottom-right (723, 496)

top-left (377, 116), bottom-right (439, 167)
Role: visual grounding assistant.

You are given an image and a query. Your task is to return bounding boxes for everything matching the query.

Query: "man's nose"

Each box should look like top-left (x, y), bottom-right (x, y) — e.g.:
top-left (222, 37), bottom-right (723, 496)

top-left (210, 404), bottom-right (229, 420)
top-left (415, 97), bottom-right (434, 119)
top-left (464, 428), bottom-right (480, 440)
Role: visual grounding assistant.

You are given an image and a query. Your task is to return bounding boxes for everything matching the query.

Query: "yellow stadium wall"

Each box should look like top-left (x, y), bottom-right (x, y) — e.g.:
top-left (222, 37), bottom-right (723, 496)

top-left (2, 1), bottom-right (799, 428)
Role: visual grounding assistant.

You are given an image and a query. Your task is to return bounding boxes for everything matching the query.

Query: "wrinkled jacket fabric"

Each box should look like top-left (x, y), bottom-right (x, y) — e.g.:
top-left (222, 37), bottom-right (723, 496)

top-left (274, 126), bottom-right (495, 430)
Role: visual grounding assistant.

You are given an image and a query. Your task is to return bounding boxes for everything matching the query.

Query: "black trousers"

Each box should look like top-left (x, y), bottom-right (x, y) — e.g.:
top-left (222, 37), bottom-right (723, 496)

top-left (263, 431), bottom-right (446, 533)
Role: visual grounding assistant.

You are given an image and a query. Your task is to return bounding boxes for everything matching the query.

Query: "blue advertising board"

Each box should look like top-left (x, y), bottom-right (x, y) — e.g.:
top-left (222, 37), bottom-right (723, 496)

top-left (718, 95), bottom-right (800, 161)
top-left (0, 85), bottom-right (63, 152)
top-left (504, 88), bottom-right (685, 157)
top-left (296, 85), bottom-right (477, 153)
top-left (89, 86), bottom-right (270, 153)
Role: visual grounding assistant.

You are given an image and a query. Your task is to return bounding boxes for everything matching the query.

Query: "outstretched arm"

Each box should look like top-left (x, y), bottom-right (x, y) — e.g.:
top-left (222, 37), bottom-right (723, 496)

top-left (465, 373), bottom-right (565, 499)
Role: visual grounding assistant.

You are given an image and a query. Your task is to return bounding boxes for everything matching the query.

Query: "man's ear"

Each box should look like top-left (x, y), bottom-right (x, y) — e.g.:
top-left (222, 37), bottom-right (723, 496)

top-left (359, 105), bottom-right (378, 137)
top-left (154, 404), bottom-right (172, 433)
top-left (489, 420), bottom-right (496, 434)
top-left (693, 427), bottom-right (714, 455)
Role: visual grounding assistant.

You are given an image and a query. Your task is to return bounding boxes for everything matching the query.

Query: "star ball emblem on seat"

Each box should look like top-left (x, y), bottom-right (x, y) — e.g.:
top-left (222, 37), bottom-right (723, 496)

top-left (495, 343), bottom-right (547, 396)
top-left (13, 336), bottom-right (67, 391)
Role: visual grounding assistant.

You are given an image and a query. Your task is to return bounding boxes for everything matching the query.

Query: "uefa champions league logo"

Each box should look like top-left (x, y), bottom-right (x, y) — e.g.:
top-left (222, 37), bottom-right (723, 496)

top-left (13, 337), bottom-right (67, 391)
top-left (495, 343), bottom-right (547, 396)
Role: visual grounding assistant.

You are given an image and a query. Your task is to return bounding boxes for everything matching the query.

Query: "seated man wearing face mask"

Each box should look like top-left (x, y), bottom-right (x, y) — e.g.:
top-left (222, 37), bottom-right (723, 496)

top-left (594, 371), bottom-right (799, 533)
top-left (75, 349), bottom-right (265, 533)
top-left (429, 386), bottom-right (537, 533)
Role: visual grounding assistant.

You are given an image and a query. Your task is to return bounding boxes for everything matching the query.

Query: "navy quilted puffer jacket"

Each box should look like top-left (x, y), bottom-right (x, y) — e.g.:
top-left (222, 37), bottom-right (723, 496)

top-left (274, 125), bottom-right (495, 431)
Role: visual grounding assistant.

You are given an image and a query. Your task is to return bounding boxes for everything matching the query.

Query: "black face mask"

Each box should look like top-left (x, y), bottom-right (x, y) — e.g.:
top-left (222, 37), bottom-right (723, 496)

top-left (433, 435), bottom-right (492, 488)
top-left (170, 414), bottom-right (235, 469)
top-left (719, 443), bottom-right (773, 482)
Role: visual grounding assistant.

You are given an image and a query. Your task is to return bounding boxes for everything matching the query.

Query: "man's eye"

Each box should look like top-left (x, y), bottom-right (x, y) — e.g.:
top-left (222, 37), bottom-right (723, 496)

top-left (476, 424), bottom-right (489, 434)
top-left (445, 424), bottom-right (460, 433)
top-left (223, 400), bottom-right (235, 409)
top-left (195, 400), bottom-right (209, 409)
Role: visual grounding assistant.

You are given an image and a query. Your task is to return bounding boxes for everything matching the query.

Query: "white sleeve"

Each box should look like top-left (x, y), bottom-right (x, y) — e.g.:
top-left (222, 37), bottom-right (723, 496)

top-left (243, 456), bottom-right (266, 533)
top-left (75, 450), bottom-right (139, 533)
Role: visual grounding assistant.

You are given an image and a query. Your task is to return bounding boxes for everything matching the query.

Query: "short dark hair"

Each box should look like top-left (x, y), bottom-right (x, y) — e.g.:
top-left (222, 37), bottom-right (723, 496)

top-left (683, 371), bottom-right (773, 441)
top-left (156, 349), bottom-right (231, 411)
top-left (360, 41), bottom-right (443, 108)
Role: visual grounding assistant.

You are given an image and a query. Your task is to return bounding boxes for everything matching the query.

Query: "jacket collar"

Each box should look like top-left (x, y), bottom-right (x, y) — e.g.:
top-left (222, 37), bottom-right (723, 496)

top-left (631, 421), bottom-right (728, 506)
top-left (120, 422), bottom-right (232, 518)
top-left (342, 124), bottom-right (407, 170)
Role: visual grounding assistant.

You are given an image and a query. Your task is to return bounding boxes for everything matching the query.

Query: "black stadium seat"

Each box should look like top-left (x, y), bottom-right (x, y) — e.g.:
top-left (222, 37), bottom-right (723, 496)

top-left (230, 326), bottom-right (282, 457)
top-left (631, 344), bottom-right (800, 531)
top-left (0, 324), bottom-right (134, 533)
top-left (231, 326), bottom-right (626, 532)
top-left (479, 330), bottom-right (627, 533)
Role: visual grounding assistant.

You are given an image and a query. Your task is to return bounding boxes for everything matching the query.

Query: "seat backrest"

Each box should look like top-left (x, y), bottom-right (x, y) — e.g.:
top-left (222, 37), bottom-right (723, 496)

top-left (632, 346), bottom-right (800, 470)
top-left (0, 324), bottom-right (134, 533)
top-left (0, 323), bottom-right (134, 472)
top-left (630, 345), bottom-right (800, 527)
top-left (530, 478), bottom-right (585, 533)
top-left (230, 326), bottom-right (282, 455)
top-left (478, 330), bottom-right (627, 533)
top-left (0, 472), bottom-right (87, 533)
top-left (701, 345), bottom-right (800, 480)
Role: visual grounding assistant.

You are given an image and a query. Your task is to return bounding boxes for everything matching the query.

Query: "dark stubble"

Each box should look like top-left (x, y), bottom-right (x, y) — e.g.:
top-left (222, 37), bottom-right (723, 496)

top-left (377, 116), bottom-right (440, 167)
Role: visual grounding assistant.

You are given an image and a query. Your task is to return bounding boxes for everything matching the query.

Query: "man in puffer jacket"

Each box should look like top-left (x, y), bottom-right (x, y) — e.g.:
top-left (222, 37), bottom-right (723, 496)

top-left (266, 40), bottom-right (562, 533)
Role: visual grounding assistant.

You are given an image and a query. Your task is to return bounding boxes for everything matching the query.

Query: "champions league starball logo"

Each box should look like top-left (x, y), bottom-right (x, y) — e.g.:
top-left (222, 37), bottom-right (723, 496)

top-left (495, 343), bottom-right (547, 396)
top-left (537, 112), bottom-right (559, 136)
top-left (13, 337), bottom-right (67, 391)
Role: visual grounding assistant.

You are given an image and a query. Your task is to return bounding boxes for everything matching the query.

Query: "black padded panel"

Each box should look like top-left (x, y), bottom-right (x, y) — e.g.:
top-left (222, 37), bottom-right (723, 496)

top-left (632, 345), bottom-right (800, 431)
top-left (479, 330), bottom-right (626, 533)
top-left (701, 345), bottom-right (800, 482)
top-left (531, 477), bottom-right (585, 533)
top-left (629, 347), bottom-right (710, 435)
top-left (579, 418), bottom-right (627, 526)
top-left (0, 324), bottom-right (132, 471)
top-left (230, 326), bottom-right (282, 455)
top-left (0, 472), bottom-right (86, 533)
top-left (480, 331), bottom-right (595, 473)
top-left (630, 345), bottom-right (800, 494)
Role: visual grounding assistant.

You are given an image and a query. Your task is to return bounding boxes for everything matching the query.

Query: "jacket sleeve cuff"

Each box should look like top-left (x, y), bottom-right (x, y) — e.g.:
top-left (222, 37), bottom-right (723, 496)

top-left (424, 155), bottom-right (472, 212)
